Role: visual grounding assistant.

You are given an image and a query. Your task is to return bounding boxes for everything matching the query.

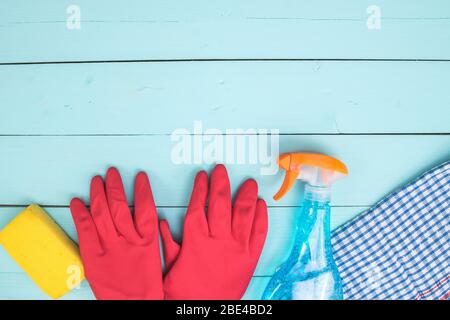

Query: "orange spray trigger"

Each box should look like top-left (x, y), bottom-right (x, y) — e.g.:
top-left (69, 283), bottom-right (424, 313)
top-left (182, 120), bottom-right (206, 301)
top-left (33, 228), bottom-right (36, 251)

top-left (273, 153), bottom-right (348, 201)
top-left (274, 153), bottom-right (300, 201)
top-left (274, 169), bottom-right (300, 201)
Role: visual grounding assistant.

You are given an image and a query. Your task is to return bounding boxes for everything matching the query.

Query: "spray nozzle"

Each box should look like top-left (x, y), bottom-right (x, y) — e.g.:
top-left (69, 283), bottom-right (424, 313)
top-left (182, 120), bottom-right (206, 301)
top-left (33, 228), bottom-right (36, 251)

top-left (273, 153), bottom-right (348, 201)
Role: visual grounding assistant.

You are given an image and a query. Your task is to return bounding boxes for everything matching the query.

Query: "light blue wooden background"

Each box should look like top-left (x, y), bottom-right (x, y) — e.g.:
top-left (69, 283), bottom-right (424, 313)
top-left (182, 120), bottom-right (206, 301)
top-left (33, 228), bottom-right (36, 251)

top-left (0, 0), bottom-right (449, 300)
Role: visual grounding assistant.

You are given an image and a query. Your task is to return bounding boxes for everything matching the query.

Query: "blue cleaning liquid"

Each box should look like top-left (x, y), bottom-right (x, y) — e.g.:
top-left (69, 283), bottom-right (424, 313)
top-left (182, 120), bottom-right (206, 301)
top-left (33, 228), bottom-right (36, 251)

top-left (262, 190), bottom-right (343, 300)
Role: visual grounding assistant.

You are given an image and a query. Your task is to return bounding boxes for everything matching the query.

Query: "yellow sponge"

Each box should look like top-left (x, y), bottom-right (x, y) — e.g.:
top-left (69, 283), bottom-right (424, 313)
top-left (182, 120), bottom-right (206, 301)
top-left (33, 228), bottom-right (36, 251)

top-left (0, 204), bottom-right (84, 299)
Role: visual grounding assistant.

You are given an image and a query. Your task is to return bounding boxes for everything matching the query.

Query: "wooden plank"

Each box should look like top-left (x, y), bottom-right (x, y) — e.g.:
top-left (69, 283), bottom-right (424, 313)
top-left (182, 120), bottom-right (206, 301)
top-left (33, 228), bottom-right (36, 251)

top-left (0, 272), bottom-right (269, 299)
top-left (1, 61), bottom-right (449, 134)
top-left (0, 204), bottom-right (349, 299)
top-left (0, 135), bottom-right (448, 206)
top-left (0, 273), bottom-right (95, 300)
top-left (0, 206), bottom-right (367, 275)
top-left (1, 1), bottom-right (450, 62)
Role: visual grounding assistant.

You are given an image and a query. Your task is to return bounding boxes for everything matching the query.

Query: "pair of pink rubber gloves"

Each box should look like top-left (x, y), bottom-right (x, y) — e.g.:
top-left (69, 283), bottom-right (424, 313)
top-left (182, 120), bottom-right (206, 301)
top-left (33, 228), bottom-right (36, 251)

top-left (70, 165), bottom-right (268, 300)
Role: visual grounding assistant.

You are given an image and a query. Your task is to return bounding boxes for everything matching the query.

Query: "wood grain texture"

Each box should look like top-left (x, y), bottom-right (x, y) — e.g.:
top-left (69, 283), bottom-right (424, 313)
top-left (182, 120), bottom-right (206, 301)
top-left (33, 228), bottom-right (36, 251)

top-left (1, 0), bottom-right (450, 62)
top-left (0, 206), bottom-right (367, 276)
top-left (0, 135), bottom-right (448, 207)
top-left (0, 272), bottom-right (269, 299)
top-left (1, 0), bottom-right (449, 301)
top-left (1, 61), bottom-right (449, 134)
top-left (0, 273), bottom-right (95, 300)
top-left (0, 204), bottom-right (344, 299)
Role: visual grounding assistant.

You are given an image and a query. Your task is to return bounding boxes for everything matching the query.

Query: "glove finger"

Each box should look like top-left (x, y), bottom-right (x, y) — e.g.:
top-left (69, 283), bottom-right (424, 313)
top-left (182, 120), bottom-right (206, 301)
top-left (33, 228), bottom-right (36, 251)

top-left (90, 175), bottom-right (118, 240)
top-left (159, 220), bottom-right (180, 272)
top-left (249, 199), bottom-right (269, 255)
top-left (185, 170), bottom-right (209, 235)
top-left (105, 167), bottom-right (141, 242)
top-left (134, 171), bottom-right (158, 241)
top-left (207, 164), bottom-right (231, 237)
top-left (232, 179), bottom-right (258, 244)
top-left (70, 197), bottom-right (103, 254)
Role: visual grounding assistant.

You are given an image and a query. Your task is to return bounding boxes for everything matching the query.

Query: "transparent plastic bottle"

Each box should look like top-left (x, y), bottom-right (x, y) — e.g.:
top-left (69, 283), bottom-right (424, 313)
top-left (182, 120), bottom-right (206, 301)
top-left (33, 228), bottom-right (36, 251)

top-left (262, 185), bottom-right (343, 300)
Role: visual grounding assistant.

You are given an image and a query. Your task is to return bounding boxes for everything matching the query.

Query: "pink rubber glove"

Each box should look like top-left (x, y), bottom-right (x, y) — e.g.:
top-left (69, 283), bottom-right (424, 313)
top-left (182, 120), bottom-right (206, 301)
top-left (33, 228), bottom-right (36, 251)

top-left (160, 164), bottom-right (268, 300)
top-left (70, 168), bottom-right (164, 300)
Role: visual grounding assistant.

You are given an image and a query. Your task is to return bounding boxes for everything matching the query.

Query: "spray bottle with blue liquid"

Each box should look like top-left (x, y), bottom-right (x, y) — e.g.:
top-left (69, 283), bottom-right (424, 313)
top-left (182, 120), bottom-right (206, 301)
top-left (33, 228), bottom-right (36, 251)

top-left (262, 153), bottom-right (348, 300)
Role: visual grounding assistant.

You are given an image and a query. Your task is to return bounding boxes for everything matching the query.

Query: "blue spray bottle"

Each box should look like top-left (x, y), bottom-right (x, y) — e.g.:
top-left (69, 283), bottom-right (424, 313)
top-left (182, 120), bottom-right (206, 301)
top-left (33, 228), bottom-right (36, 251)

top-left (262, 153), bottom-right (348, 300)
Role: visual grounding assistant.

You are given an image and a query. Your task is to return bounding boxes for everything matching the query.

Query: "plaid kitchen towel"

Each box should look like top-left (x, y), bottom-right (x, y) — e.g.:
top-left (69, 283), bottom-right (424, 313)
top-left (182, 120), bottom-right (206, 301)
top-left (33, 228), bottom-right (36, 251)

top-left (331, 161), bottom-right (449, 300)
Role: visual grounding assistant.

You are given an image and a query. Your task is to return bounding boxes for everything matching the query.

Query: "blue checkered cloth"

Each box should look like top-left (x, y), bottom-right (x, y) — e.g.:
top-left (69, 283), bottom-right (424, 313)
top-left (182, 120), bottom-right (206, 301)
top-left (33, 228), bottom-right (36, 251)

top-left (331, 161), bottom-right (450, 300)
